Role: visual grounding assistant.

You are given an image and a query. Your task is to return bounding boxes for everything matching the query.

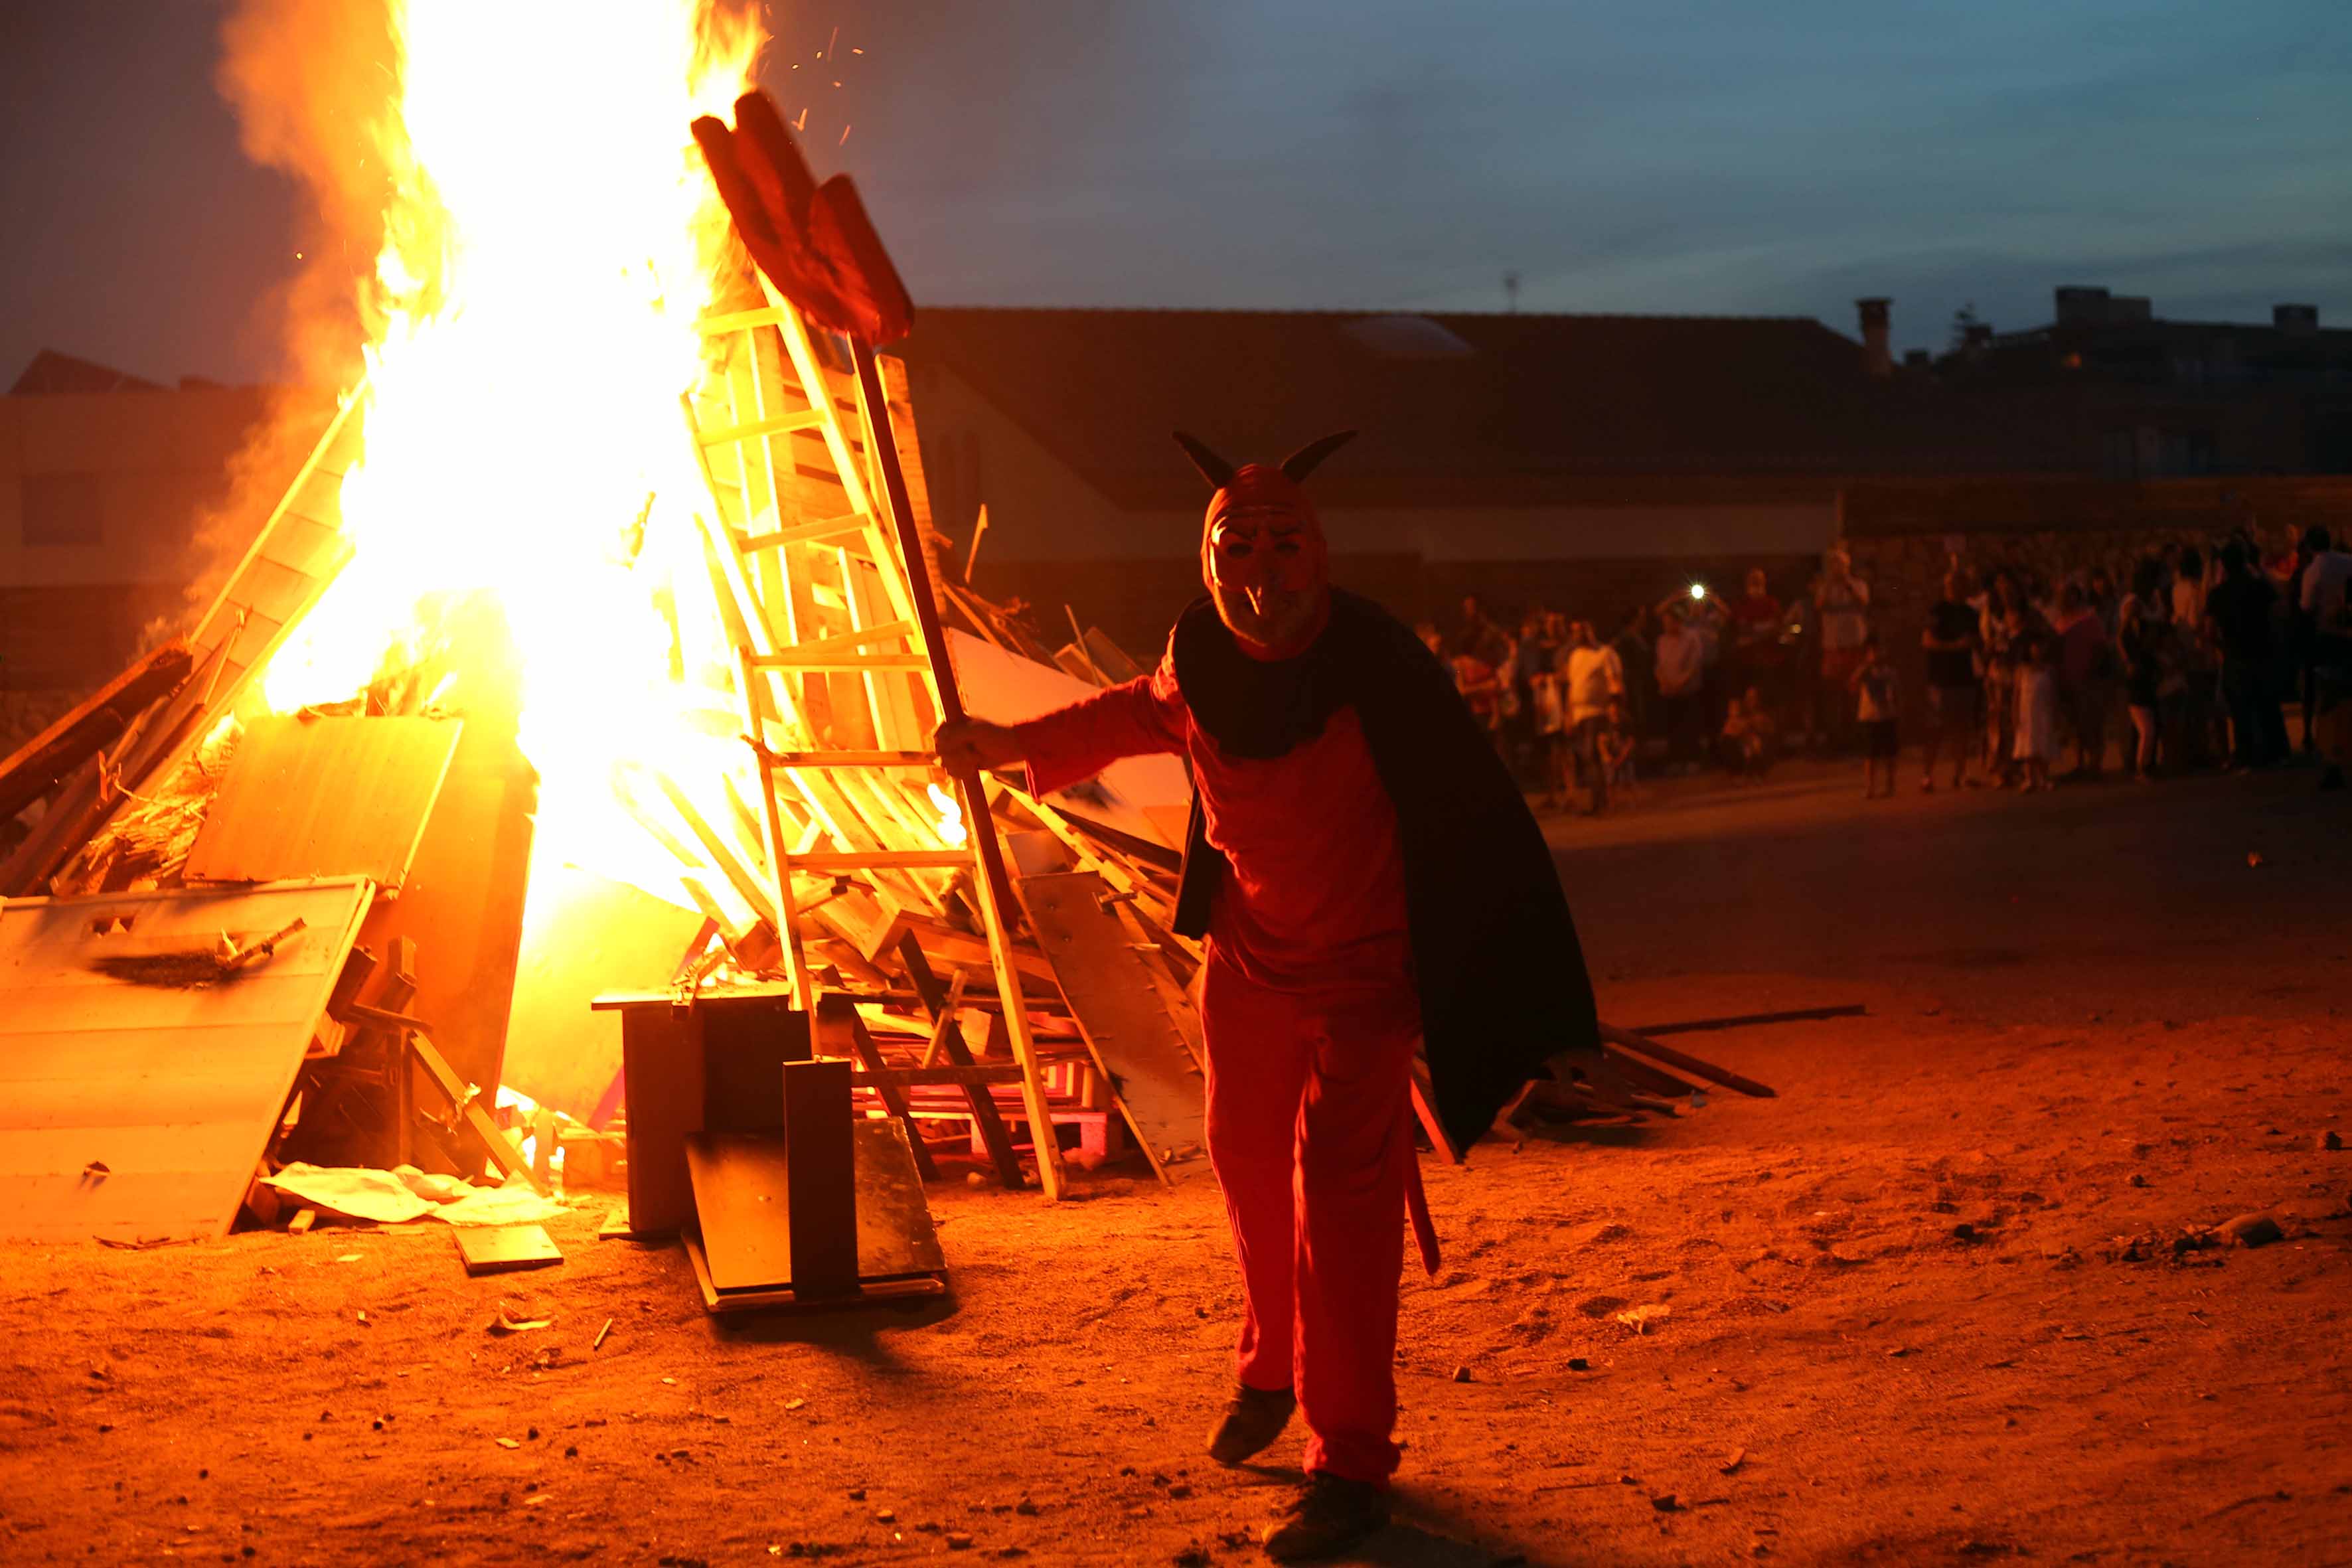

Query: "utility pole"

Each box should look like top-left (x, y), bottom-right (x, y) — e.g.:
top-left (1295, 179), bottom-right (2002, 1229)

top-left (1503, 270), bottom-right (1521, 314)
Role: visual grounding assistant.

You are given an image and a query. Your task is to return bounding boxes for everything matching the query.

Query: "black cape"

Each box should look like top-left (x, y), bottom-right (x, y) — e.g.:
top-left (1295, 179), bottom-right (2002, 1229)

top-left (1167, 590), bottom-right (1601, 1154)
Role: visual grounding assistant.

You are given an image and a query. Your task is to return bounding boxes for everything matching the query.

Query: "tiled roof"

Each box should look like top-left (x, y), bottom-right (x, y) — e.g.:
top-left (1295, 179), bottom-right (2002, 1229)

top-left (9, 350), bottom-right (165, 396)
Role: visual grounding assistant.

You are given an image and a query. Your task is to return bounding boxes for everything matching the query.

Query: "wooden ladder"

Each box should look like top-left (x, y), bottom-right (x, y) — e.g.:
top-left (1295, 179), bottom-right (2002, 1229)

top-left (684, 277), bottom-right (1068, 1200)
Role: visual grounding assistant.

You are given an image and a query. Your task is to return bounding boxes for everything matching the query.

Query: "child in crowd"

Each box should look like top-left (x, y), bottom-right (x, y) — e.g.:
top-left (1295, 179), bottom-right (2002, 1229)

top-left (1850, 633), bottom-right (1901, 798)
top-left (1599, 698), bottom-right (1639, 804)
top-left (1980, 618), bottom-right (2016, 787)
top-left (2013, 636), bottom-right (2059, 792)
top-left (1719, 686), bottom-right (1776, 778)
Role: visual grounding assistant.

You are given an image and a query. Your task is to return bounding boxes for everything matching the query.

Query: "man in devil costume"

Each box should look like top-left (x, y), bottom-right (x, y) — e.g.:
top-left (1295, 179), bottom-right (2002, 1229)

top-left (936, 430), bottom-right (1605, 1562)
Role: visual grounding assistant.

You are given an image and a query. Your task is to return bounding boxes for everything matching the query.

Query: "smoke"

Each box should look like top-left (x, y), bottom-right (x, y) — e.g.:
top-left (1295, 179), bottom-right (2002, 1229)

top-left (214, 0), bottom-right (402, 389)
top-left (164, 0), bottom-right (402, 627)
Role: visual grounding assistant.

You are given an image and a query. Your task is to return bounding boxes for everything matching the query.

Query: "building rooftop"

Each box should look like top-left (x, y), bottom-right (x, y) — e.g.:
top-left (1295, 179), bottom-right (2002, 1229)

top-left (897, 306), bottom-right (2065, 509)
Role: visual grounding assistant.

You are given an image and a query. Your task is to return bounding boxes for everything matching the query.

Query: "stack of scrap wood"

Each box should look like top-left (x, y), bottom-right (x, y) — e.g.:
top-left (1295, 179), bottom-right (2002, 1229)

top-left (0, 366), bottom-right (1206, 1196)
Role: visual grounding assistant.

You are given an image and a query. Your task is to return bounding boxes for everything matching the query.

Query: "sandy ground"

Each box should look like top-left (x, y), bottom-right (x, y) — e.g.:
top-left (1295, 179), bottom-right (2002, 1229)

top-left (3, 764), bottom-right (2349, 1567)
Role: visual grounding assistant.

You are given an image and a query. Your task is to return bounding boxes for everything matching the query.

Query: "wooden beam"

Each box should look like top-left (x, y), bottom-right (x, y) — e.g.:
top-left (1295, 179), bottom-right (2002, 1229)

top-left (745, 619), bottom-right (917, 665)
top-left (1598, 1023), bottom-right (1778, 1099)
top-left (740, 511), bottom-right (872, 552)
top-left (850, 333), bottom-right (1065, 1202)
top-left (814, 994), bottom-right (937, 1181)
top-left (696, 408), bottom-right (826, 447)
top-left (0, 640), bottom-right (193, 821)
top-left (850, 1064), bottom-right (1022, 1089)
top-left (789, 848), bottom-right (973, 872)
top-left (1627, 1004), bottom-right (1865, 1038)
top-left (897, 934), bottom-right (1023, 1188)
top-left (408, 1029), bottom-right (546, 1194)
top-left (1013, 871), bottom-right (1206, 1187)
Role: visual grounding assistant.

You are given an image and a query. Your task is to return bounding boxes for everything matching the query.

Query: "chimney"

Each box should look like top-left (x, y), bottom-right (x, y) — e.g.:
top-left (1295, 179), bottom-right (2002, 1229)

top-left (2055, 285), bottom-right (2110, 326)
top-left (1856, 297), bottom-right (1892, 377)
top-left (2275, 303), bottom-right (2319, 333)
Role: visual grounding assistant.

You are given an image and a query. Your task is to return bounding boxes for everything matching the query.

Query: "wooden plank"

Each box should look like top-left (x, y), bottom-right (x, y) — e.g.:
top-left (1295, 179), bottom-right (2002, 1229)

top-left (781, 1059), bottom-right (859, 1297)
top-left (189, 389), bottom-right (364, 654)
top-left (813, 994), bottom-right (937, 1181)
top-left (1014, 870), bottom-right (1208, 1186)
top-left (696, 408), bottom-right (825, 447)
top-left (748, 652), bottom-right (933, 672)
top-left (884, 933), bottom-right (1019, 1192)
top-left (356, 717), bottom-right (534, 1105)
top-left (499, 868), bottom-right (710, 1121)
top-left (789, 849), bottom-right (971, 872)
top-left (755, 749), bottom-right (936, 769)
top-left (745, 618), bottom-right (917, 665)
top-left (1598, 1024), bottom-right (1778, 1099)
top-left (698, 305), bottom-right (787, 335)
top-left (684, 1121), bottom-right (944, 1294)
top-left (1626, 1004), bottom-right (1867, 1037)
top-left (407, 1030), bottom-right (544, 1192)
top-left (455, 1225), bottom-right (563, 1275)
top-left (0, 640), bottom-right (193, 821)
top-left (0, 878), bottom-right (375, 1244)
top-left (184, 715), bottom-right (462, 891)
top-left (740, 511), bottom-right (870, 551)
top-left (851, 1064), bottom-right (1023, 1089)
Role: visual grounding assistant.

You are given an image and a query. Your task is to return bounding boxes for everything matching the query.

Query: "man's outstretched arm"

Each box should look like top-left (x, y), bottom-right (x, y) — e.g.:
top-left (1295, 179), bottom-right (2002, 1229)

top-left (933, 659), bottom-right (1188, 797)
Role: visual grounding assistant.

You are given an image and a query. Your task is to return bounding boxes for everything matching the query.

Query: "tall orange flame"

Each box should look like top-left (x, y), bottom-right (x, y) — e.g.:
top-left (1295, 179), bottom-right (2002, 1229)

top-left (254, 1), bottom-right (766, 902)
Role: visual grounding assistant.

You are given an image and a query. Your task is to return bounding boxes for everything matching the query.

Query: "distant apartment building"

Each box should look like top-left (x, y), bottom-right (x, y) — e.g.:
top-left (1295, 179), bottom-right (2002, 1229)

top-left (1954, 286), bottom-right (2352, 479)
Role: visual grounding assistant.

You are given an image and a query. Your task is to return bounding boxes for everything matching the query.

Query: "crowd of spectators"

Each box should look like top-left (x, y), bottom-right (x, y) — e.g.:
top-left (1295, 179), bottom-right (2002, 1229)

top-left (1414, 520), bottom-right (2352, 815)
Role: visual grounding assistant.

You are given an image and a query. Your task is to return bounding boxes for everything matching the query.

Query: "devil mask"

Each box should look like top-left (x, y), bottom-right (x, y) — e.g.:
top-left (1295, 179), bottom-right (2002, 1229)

top-left (1175, 429), bottom-right (1356, 659)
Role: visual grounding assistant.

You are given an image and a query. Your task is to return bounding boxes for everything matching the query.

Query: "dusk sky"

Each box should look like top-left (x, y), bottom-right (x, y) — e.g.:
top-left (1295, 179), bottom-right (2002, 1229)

top-left (5, 1), bottom-right (2347, 388)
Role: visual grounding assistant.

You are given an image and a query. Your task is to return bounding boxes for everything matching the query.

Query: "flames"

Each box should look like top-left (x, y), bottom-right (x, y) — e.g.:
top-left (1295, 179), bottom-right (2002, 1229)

top-left (252, 1), bottom-right (769, 901)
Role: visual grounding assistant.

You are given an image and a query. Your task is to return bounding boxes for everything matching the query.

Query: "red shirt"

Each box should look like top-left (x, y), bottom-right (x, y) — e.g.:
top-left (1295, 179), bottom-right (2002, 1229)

top-left (1728, 592), bottom-right (1785, 666)
top-left (1013, 650), bottom-right (1411, 997)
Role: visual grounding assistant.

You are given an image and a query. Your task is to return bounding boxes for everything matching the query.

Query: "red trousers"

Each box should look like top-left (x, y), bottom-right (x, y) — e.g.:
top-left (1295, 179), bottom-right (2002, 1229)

top-left (1199, 952), bottom-right (1421, 1485)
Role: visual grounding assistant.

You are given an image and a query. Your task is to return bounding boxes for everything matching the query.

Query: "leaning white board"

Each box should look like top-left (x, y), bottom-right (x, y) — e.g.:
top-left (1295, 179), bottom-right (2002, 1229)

top-left (945, 628), bottom-right (1190, 850)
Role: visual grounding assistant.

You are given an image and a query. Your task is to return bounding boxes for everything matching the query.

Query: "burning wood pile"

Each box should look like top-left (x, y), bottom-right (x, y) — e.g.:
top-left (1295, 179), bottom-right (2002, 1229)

top-left (0, 9), bottom-right (1212, 1276)
top-left (0, 328), bottom-right (1206, 1239)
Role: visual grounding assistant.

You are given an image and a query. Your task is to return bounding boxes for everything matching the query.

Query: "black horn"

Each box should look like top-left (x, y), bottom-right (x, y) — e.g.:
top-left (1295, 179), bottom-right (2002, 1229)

top-left (1173, 431), bottom-right (1238, 489)
top-left (1280, 430), bottom-right (1358, 483)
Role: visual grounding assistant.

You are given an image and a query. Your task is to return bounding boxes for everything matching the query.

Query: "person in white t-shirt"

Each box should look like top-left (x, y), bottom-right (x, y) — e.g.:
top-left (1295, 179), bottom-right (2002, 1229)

top-left (2301, 536), bottom-right (2352, 625)
top-left (1816, 548), bottom-right (1873, 751)
top-left (1653, 607), bottom-right (1706, 772)
top-left (1561, 620), bottom-right (1625, 814)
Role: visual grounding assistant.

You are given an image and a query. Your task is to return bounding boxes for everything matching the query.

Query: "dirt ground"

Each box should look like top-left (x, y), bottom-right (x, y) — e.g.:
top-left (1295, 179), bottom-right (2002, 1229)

top-left (3, 763), bottom-right (2349, 1567)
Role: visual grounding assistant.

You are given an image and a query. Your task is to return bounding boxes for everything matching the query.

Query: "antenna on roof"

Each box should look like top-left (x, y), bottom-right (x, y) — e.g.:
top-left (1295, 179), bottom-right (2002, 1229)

top-left (1503, 270), bottom-right (1521, 315)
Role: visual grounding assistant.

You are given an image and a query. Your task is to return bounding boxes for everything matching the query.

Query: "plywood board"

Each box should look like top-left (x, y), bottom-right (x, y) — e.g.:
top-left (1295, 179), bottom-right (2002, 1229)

top-left (685, 1123), bottom-right (945, 1293)
top-left (1014, 871), bottom-right (1208, 1185)
top-left (358, 716), bottom-right (535, 1105)
top-left (500, 865), bottom-right (709, 1120)
top-left (455, 1224), bottom-right (562, 1275)
top-left (186, 714), bottom-right (462, 891)
top-left (0, 876), bottom-right (376, 1243)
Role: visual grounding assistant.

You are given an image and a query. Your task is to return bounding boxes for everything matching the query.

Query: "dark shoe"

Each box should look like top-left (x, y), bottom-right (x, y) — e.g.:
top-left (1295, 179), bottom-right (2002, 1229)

top-left (1207, 1383), bottom-right (1295, 1466)
top-left (1263, 1473), bottom-right (1389, 1563)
